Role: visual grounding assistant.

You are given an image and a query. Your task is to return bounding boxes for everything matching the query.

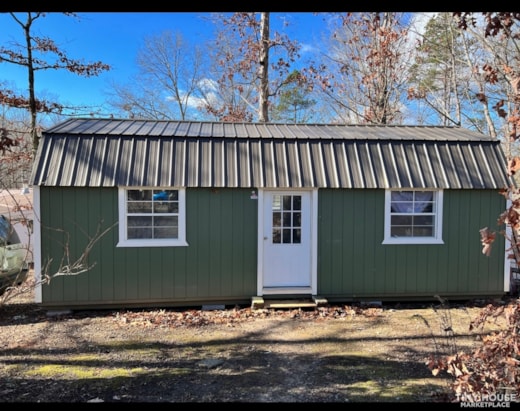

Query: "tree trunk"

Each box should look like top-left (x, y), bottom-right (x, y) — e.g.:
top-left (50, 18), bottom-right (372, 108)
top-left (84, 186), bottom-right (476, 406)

top-left (23, 15), bottom-right (38, 153)
top-left (258, 12), bottom-right (270, 123)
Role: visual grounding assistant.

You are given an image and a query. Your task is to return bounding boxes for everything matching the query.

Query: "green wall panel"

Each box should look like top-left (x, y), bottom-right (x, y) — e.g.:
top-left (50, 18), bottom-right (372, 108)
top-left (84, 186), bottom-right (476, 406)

top-left (40, 187), bottom-right (258, 307)
top-left (39, 186), bottom-right (506, 308)
top-left (317, 189), bottom-right (506, 300)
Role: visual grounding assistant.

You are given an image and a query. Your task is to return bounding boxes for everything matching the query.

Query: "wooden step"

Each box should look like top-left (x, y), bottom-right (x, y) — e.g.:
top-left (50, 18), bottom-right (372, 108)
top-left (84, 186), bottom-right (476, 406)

top-left (265, 299), bottom-right (317, 309)
top-left (251, 296), bottom-right (328, 309)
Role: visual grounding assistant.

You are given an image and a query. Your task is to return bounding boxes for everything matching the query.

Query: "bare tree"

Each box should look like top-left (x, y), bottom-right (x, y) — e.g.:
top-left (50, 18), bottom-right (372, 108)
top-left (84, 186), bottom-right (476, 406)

top-left (203, 15), bottom-right (257, 122)
top-left (0, 219), bottom-right (116, 305)
top-left (407, 12), bottom-right (504, 138)
top-left (408, 13), bottom-right (466, 126)
top-left (106, 30), bottom-right (209, 120)
top-left (0, 12), bottom-right (110, 152)
top-left (310, 12), bottom-right (411, 125)
top-left (206, 12), bottom-right (305, 122)
top-left (426, 12), bottom-right (520, 400)
top-left (456, 13), bottom-right (520, 156)
top-left (454, 12), bottom-right (520, 250)
top-left (0, 13), bottom-right (113, 304)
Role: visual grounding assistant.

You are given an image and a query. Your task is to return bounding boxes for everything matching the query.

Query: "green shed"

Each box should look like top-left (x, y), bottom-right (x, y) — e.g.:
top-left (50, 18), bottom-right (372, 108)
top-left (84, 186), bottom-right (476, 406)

top-left (29, 118), bottom-right (512, 309)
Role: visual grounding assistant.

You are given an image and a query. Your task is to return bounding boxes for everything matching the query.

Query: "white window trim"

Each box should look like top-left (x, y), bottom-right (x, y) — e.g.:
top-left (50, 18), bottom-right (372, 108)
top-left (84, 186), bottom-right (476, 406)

top-left (382, 189), bottom-right (444, 245)
top-left (117, 187), bottom-right (188, 248)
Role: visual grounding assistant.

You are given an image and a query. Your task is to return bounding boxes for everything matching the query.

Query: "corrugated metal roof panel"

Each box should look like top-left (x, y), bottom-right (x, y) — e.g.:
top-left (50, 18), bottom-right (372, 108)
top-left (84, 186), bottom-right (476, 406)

top-left (243, 123), bottom-right (259, 138)
top-left (42, 118), bottom-right (496, 141)
top-left (309, 141), bottom-right (326, 187)
top-left (403, 143), bottom-right (424, 188)
top-left (172, 139), bottom-right (185, 187)
top-left (31, 118), bottom-right (510, 190)
top-left (368, 143), bottom-right (387, 188)
top-left (238, 140), bottom-right (252, 187)
top-left (415, 143), bottom-right (436, 188)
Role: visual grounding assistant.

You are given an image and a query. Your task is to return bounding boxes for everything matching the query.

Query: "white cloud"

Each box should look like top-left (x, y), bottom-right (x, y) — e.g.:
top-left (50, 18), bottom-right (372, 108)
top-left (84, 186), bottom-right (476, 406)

top-left (164, 77), bottom-right (219, 109)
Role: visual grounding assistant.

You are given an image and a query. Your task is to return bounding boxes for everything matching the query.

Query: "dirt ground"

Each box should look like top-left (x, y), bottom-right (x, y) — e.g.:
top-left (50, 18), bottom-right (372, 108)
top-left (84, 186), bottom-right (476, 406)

top-left (0, 280), bottom-right (510, 403)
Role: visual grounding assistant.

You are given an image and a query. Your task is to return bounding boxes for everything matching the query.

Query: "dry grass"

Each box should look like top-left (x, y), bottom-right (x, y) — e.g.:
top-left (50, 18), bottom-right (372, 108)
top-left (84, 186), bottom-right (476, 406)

top-left (0, 282), bottom-right (509, 403)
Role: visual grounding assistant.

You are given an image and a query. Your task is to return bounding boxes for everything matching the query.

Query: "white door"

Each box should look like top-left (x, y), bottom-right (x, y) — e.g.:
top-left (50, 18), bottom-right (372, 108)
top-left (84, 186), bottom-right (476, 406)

top-left (260, 190), bottom-right (314, 294)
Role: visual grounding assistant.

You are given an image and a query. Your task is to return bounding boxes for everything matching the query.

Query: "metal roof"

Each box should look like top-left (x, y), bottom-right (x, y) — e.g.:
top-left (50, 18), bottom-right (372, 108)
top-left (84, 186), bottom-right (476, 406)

top-left (31, 118), bottom-right (510, 189)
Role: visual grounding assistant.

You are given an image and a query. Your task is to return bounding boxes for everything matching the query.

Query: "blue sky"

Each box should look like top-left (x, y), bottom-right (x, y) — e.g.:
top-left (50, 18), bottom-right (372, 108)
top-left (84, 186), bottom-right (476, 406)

top-left (0, 12), bottom-right (329, 116)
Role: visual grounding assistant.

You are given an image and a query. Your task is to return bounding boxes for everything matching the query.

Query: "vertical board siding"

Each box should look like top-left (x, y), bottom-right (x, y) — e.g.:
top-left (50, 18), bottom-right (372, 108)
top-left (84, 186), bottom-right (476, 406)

top-left (40, 187), bottom-right (258, 307)
top-left (317, 189), bottom-right (505, 300)
top-left (40, 185), bottom-right (505, 307)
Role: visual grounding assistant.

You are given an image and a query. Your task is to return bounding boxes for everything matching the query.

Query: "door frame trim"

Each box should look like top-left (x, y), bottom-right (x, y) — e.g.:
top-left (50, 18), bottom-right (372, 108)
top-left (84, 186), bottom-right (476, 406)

top-left (256, 188), bottom-right (318, 296)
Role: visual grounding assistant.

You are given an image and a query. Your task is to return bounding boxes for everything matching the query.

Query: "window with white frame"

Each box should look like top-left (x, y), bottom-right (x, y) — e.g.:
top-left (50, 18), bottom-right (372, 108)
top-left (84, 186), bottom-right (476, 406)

top-left (117, 188), bottom-right (188, 247)
top-left (383, 189), bottom-right (444, 245)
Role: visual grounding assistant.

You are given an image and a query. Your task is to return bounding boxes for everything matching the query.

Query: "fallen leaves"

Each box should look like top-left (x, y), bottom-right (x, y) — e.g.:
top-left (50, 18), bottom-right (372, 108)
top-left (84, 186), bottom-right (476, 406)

top-left (112, 304), bottom-right (385, 329)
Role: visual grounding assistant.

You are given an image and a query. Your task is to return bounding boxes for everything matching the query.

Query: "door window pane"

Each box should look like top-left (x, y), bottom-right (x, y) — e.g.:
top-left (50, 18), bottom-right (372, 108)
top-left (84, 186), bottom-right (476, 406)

top-left (271, 194), bottom-right (302, 244)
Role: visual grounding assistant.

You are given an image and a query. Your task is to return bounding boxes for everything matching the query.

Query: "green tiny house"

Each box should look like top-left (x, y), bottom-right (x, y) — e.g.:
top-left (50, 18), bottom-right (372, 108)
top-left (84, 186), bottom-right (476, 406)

top-left (30, 118), bottom-right (511, 309)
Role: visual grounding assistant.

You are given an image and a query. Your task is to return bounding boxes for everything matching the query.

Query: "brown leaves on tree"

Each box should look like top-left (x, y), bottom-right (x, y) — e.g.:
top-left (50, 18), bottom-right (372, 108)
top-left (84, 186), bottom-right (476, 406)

top-left (0, 89), bottom-right (63, 113)
top-left (208, 12), bottom-right (304, 122)
top-left (459, 11), bottom-right (520, 266)
top-left (479, 227), bottom-right (496, 257)
top-left (455, 13), bottom-right (520, 138)
top-left (0, 34), bottom-right (110, 78)
top-left (483, 63), bottom-right (499, 85)
top-left (483, 13), bottom-right (520, 37)
top-left (507, 157), bottom-right (520, 176)
top-left (427, 300), bottom-right (520, 400)
top-left (0, 127), bottom-right (18, 154)
top-left (499, 205), bottom-right (520, 231)
top-left (1, 12), bottom-right (111, 151)
top-left (454, 12), bottom-right (520, 37)
top-left (493, 99), bottom-right (508, 119)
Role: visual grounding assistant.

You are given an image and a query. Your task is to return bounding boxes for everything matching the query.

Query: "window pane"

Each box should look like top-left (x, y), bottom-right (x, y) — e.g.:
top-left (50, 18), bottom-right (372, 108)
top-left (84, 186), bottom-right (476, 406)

top-left (293, 212), bottom-right (301, 227)
top-left (128, 227), bottom-right (152, 239)
top-left (282, 196), bottom-right (292, 210)
top-left (154, 202), bottom-right (174, 213)
top-left (282, 228), bottom-right (291, 243)
top-left (293, 196), bottom-right (301, 210)
top-left (272, 212), bottom-right (281, 228)
top-left (272, 228), bottom-right (281, 243)
top-left (154, 226), bottom-right (178, 238)
top-left (272, 195), bottom-right (282, 211)
top-left (391, 227), bottom-right (411, 237)
top-left (137, 190), bottom-right (152, 200)
top-left (154, 190), bottom-right (178, 201)
top-left (155, 216), bottom-right (178, 227)
top-left (415, 191), bottom-right (433, 202)
top-left (391, 215), bottom-right (413, 226)
top-left (413, 227), bottom-right (433, 237)
top-left (391, 201), bottom-right (413, 213)
top-left (168, 190), bottom-right (178, 201)
top-left (152, 190), bottom-right (169, 201)
top-left (128, 201), bottom-right (152, 213)
top-left (128, 215), bottom-right (152, 227)
top-left (413, 216), bottom-right (433, 226)
top-left (293, 228), bottom-right (301, 243)
top-left (391, 191), bottom-right (413, 201)
top-left (283, 212), bottom-right (292, 227)
top-left (414, 202), bottom-right (433, 213)
top-left (127, 189), bottom-right (145, 201)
